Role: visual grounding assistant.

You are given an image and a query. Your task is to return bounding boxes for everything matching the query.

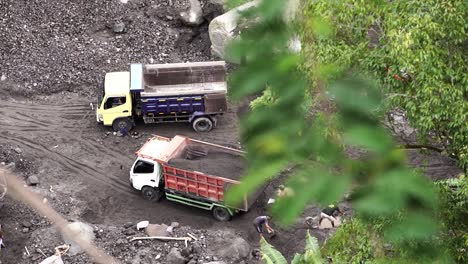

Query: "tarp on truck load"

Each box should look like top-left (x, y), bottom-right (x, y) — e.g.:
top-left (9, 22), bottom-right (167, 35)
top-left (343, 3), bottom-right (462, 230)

top-left (130, 61), bottom-right (227, 97)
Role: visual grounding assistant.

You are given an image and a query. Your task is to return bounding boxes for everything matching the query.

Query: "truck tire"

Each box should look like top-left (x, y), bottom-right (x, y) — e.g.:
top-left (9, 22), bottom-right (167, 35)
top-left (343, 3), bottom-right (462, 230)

top-left (192, 117), bottom-right (213, 132)
top-left (212, 206), bottom-right (232, 221)
top-left (112, 118), bottom-right (133, 132)
top-left (141, 186), bottom-right (162, 202)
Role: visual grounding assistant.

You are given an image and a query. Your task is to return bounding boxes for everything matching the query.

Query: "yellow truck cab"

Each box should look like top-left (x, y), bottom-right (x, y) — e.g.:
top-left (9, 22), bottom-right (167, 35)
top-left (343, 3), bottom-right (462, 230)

top-left (96, 71), bottom-right (133, 131)
top-left (96, 61), bottom-right (228, 132)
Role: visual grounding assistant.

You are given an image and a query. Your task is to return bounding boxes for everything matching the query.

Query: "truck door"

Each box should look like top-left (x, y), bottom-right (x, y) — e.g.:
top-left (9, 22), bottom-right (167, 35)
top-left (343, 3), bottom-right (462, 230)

top-left (101, 95), bottom-right (131, 126)
top-left (129, 158), bottom-right (160, 190)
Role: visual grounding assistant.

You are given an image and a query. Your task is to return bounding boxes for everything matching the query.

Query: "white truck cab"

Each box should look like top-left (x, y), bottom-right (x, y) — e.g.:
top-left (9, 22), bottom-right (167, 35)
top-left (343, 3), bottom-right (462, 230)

top-left (129, 157), bottom-right (163, 200)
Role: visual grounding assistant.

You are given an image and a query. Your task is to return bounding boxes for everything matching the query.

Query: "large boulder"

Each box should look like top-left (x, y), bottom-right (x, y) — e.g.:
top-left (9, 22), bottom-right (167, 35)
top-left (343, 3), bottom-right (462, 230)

top-left (207, 229), bottom-right (251, 262)
top-left (62, 222), bottom-right (96, 255)
top-left (208, 0), bottom-right (301, 61)
top-left (208, 0), bottom-right (259, 61)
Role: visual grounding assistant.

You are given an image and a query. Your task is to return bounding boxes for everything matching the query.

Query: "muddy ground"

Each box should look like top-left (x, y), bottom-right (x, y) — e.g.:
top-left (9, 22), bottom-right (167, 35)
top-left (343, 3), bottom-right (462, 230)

top-left (0, 0), bottom-right (464, 263)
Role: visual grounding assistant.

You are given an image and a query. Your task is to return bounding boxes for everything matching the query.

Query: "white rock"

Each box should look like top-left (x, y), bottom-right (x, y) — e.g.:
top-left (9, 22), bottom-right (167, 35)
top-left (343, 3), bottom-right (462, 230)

top-left (208, 1), bottom-right (260, 60)
top-left (180, 0), bottom-right (204, 26)
top-left (62, 222), bottom-right (96, 255)
top-left (136, 220), bottom-right (149, 230)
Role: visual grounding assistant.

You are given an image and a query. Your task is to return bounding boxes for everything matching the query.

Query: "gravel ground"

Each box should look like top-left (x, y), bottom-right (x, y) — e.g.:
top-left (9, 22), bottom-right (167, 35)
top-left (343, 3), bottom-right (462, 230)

top-left (0, 0), bottom-right (221, 97)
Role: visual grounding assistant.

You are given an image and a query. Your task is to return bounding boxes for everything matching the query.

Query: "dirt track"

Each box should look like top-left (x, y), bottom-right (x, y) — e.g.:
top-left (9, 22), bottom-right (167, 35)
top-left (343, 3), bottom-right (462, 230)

top-left (0, 93), bottom-right (338, 262)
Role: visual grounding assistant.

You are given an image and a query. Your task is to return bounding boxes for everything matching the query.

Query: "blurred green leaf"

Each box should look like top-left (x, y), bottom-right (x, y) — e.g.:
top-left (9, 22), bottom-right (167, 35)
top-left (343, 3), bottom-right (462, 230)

top-left (343, 125), bottom-right (393, 154)
top-left (260, 237), bottom-right (288, 264)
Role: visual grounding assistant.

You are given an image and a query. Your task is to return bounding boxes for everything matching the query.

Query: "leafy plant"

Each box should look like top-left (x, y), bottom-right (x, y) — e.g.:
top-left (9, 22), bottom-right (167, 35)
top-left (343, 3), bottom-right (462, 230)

top-left (225, 0), bottom-right (457, 261)
top-left (301, 0), bottom-right (468, 170)
top-left (261, 231), bottom-right (322, 264)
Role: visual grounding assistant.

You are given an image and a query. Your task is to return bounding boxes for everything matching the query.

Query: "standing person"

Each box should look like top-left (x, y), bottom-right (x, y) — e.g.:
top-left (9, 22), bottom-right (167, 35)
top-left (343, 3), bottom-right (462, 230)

top-left (319, 204), bottom-right (343, 228)
top-left (253, 216), bottom-right (274, 238)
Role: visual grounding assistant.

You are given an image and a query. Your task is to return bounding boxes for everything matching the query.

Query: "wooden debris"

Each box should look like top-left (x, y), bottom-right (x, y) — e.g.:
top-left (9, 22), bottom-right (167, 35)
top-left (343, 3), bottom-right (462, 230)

top-left (187, 233), bottom-right (198, 241)
top-left (129, 236), bottom-right (192, 242)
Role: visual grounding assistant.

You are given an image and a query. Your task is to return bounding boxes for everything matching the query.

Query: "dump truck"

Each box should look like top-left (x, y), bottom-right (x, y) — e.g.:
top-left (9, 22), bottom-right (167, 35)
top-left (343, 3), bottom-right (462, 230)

top-left (129, 135), bottom-right (262, 221)
top-left (96, 61), bottom-right (227, 132)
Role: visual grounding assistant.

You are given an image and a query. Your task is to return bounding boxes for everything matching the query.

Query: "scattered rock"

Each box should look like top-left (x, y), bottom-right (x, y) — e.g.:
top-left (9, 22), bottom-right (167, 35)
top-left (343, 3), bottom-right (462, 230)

top-left (136, 220), bottom-right (149, 230)
top-left (22, 220), bottom-right (32, 228)
top-left (146, 224), bottom-right (169, 237)
top-left (166, 247), bottom-right (186, 264)
top-left (203, 262), bottom-right (227, 264)
top-left (22, 227), bottom-right (29, 233)
top-left (14, 147), bottom-right (22, 154)
top-left (181, 246), bottom-right (192, 257)
top-left (180, 0), bottom-right (204, 26)
top-left (123, 222), bottom-right (133, 229)
top-left (208, 230), bottom-right (250, 262)
top-left (171, 221), bottom-right (180, 228)
top-left (167, 226), bottom-right (174, 233)
top-left (112, 21), bottom-right (126, 34)
top-left (62, 222), bottom-right (96, 256)
top-left (125, 229), bottom-right (136, 236)
top-left (27, 175), bottom-right (40, 186)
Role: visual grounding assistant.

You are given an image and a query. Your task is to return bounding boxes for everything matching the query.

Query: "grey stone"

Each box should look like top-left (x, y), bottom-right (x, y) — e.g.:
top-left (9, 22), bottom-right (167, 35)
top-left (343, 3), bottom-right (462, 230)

top-left (22, 227), bottom-right (29, 233)
top-left (14, 147), bottom-right (22, 154)
top-left (113, 22), bottom-right (126, 33)
top-left (170, 221), bottom-right (180, 228)
top-left (203, 262), bottom-right (226, 264)
top-left (208, 1), bottom-right (259, 60)
top-left (62, 222), bottom-right (96, 256)
top-left (208, 230), bottom-right (250, 262)
top-left (180, 0), bottom-right (204, 26)
top-left (146, 224), bottom-right (169, 237)
top-left (22, 221), bottom-right (32, 228)
top-left (123, 222), bottom-right (133, 228)
top-left (166, 248), bottom-right (186, 264)
top-left (125, 229), bottom-right (136, 236)
top-left (181, 246), bottom-right (192, 257)
top-left (27, 175), bottom-right (40, 186)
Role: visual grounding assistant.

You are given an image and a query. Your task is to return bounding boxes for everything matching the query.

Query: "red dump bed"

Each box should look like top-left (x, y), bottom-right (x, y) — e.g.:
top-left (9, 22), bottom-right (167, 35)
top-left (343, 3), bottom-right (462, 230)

top-left (136, 135), bottom-right (255, 211)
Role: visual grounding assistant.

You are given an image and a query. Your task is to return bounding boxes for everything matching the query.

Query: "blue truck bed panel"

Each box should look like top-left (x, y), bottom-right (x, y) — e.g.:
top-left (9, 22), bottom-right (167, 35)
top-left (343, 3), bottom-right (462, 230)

top-left (141, 95), bottom-right (205, 115)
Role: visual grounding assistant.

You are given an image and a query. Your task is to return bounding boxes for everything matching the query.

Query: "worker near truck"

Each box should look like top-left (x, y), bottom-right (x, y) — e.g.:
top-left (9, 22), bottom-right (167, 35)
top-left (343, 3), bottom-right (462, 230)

top-left (319, 204), bottom-right (343, 228)
top-left (253, 216), bottom-right (274, 238)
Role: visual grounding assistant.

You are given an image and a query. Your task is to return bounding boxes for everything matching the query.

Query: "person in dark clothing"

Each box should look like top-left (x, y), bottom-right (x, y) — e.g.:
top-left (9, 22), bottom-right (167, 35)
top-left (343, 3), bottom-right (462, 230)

top-left (253, 216), bottom-right (274, 238)
top-left (319, 204), bottom-right (343, 228)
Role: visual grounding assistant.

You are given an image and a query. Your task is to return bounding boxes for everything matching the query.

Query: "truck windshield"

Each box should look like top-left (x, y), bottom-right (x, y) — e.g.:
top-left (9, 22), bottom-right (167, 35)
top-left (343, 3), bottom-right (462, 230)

top-left (133, 160), bottom-right (154, 173)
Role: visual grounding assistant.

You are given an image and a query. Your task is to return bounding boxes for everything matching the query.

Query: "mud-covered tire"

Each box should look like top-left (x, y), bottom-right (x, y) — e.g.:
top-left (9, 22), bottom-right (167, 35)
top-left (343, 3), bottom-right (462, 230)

top-left (141, 186), bottom-right (162, 202)
top-left (192, 117), bottom-right (213, 132)
top-left (112, 118), bottom-right (133, 132)
top-left (212, 206), bottom-right (232, 221)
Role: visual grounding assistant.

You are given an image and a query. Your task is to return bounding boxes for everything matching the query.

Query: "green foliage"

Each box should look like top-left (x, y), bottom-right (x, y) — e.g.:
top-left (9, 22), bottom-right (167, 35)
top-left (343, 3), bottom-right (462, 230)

top-left (225, 0), bottom-right (456, 261)
top-left (261, 231), bottom-right (322, 264)
top-left (261, 237), bottom-right (288, 264)
top-left (292, 231), bottom-right (323, 264)
top-left (302, 0), bottom-right (468, 169)
top-left (436, 175), bottom-right (468, 262)
top-left (321, 219), bottom-right (376, 263)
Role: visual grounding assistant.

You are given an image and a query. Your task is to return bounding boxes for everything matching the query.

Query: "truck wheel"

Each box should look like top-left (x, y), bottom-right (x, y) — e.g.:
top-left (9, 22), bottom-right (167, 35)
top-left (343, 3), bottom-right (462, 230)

top-left (112, 118), bottom-right (133, 132)
top-left (192, 117), bottom-right (213, 132)
top-left (141, 186), bottom-right (162, 202)
top-left (212, 206), bottom-right (232, 221)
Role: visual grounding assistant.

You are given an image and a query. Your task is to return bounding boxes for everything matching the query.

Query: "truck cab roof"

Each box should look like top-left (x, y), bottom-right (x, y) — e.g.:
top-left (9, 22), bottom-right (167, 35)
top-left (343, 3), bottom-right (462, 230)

top-left (104, 72), bottom-right (130, 96)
